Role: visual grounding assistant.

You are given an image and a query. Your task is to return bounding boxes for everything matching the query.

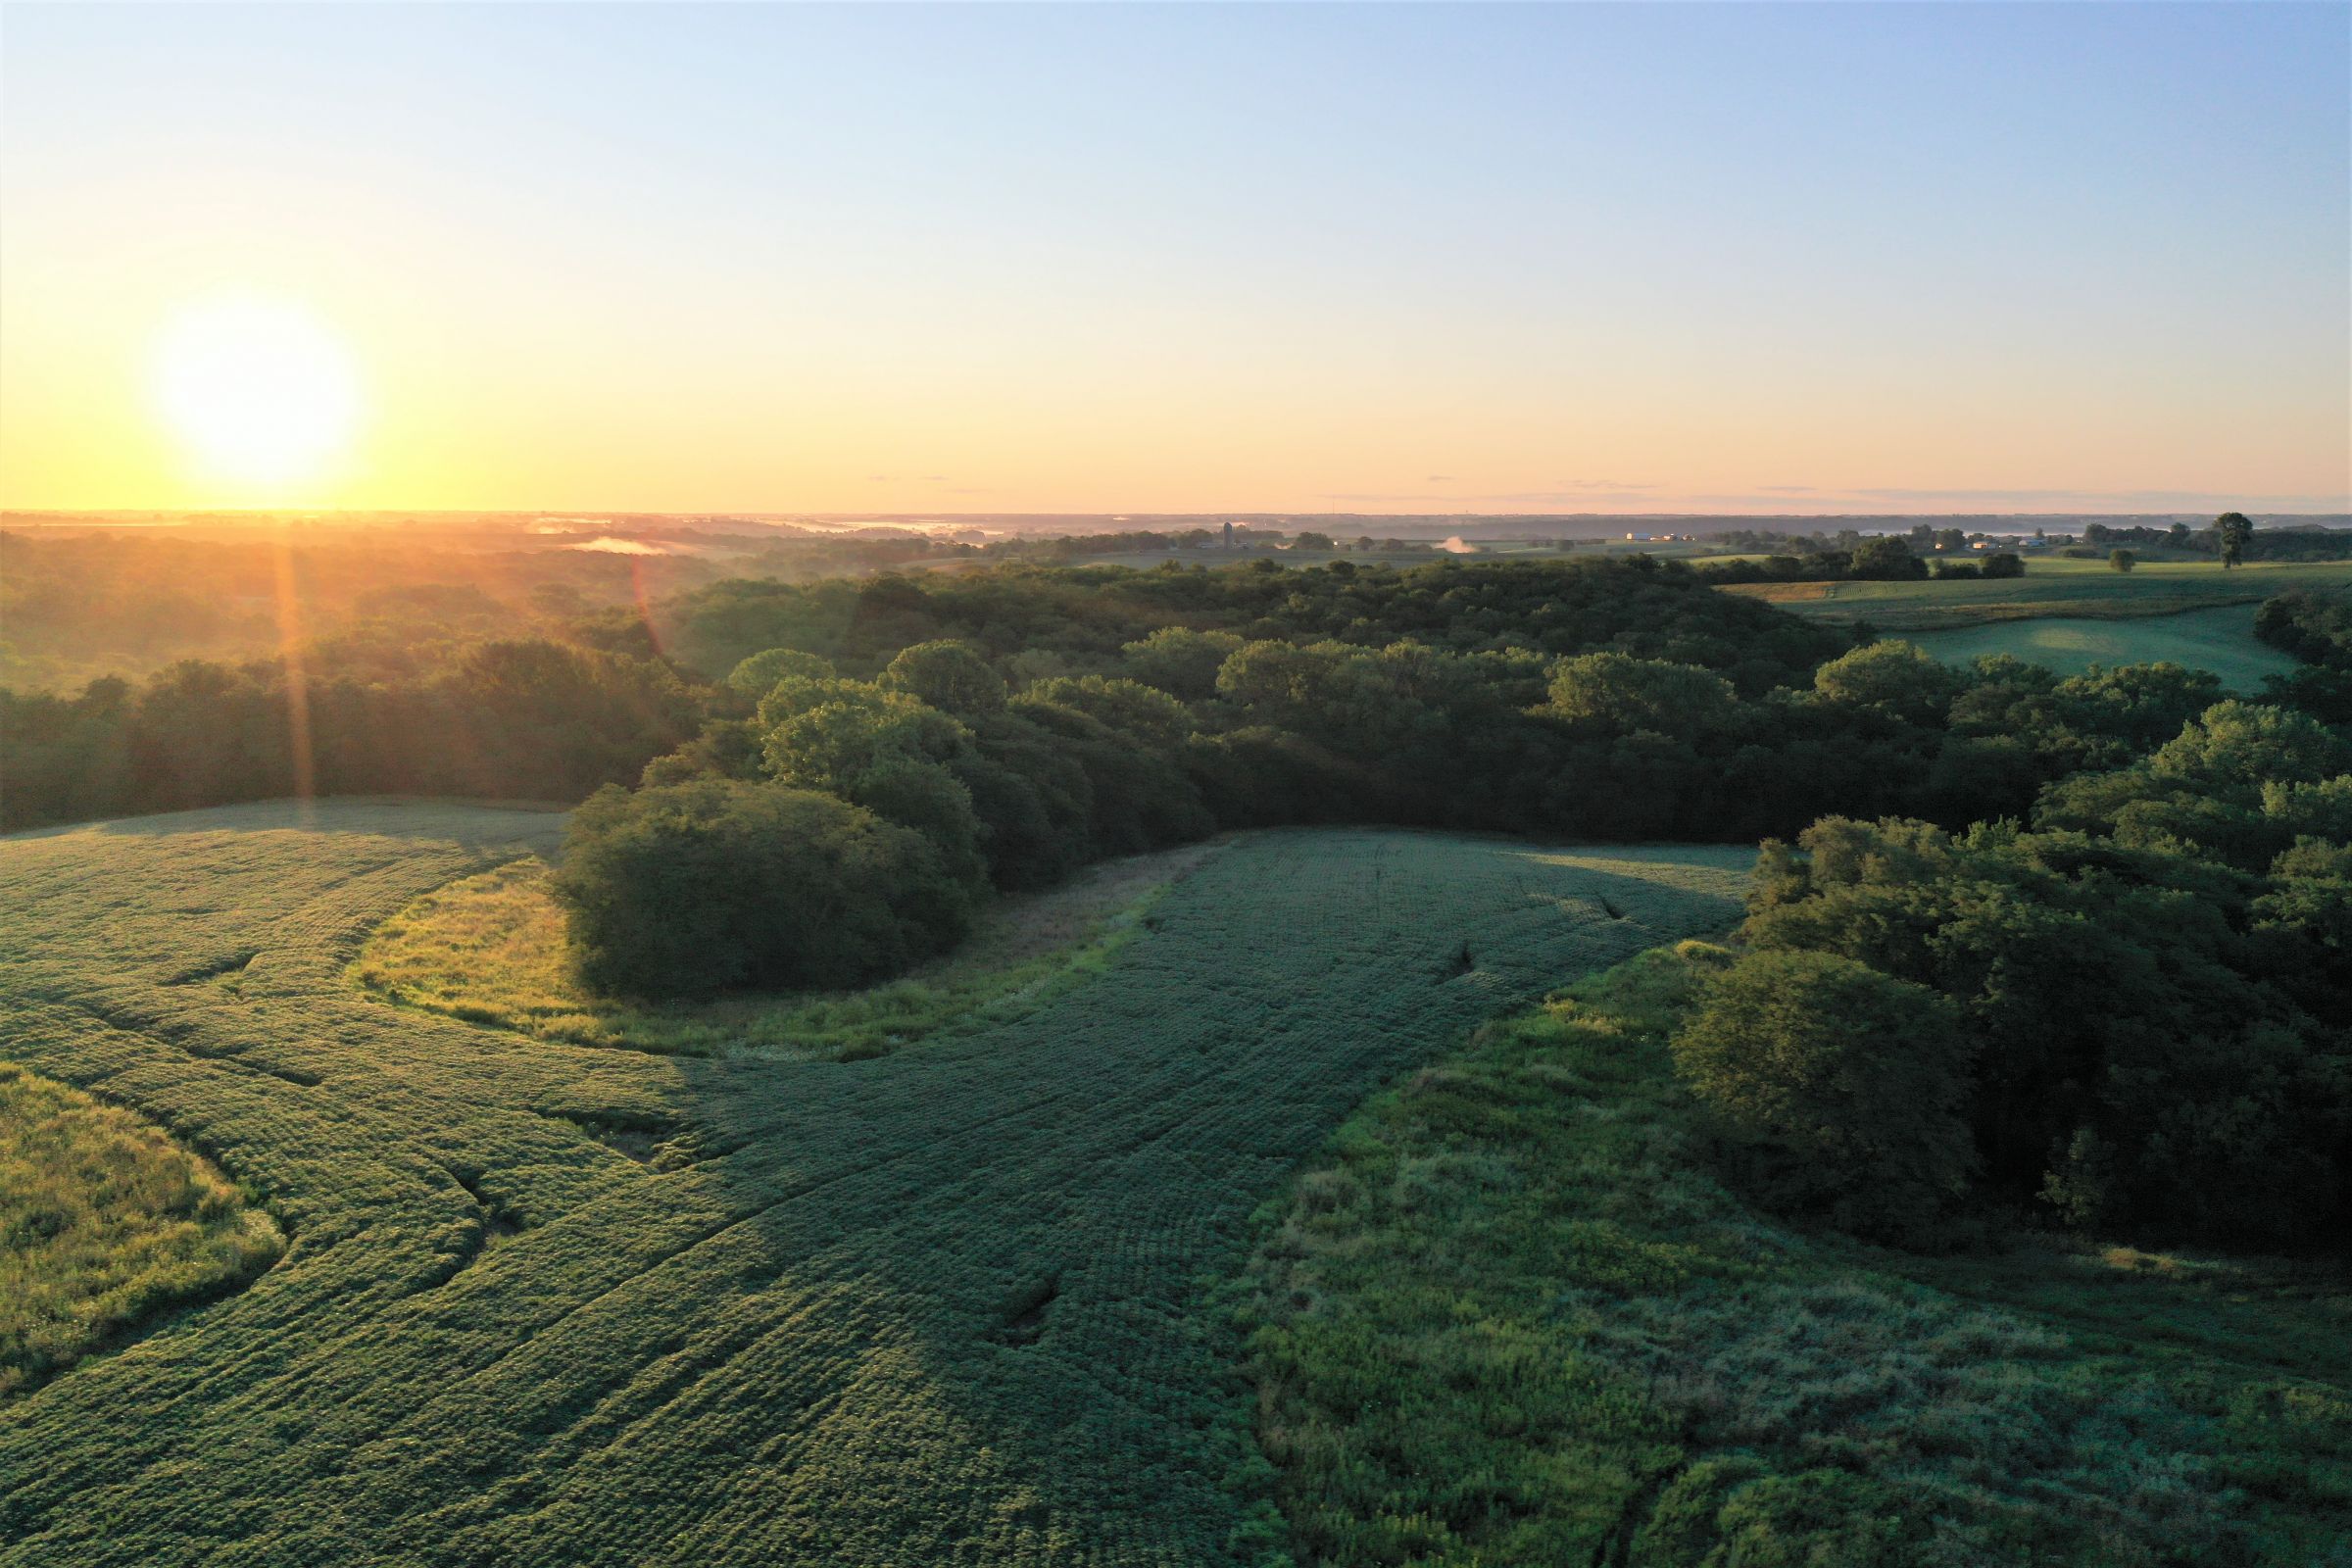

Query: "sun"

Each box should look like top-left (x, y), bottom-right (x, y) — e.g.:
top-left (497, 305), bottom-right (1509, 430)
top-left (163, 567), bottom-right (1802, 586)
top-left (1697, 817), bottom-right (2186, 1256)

top-left (150, 295), bottom-right (363, 495)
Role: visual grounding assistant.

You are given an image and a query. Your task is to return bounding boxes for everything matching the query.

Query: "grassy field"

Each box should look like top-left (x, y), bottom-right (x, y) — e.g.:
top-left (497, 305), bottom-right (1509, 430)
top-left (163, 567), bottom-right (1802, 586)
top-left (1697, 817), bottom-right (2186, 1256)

top-left (1, 1061), bottom-right (283, 1399)
top-left (1721, 559), bottom-right (2352, 632)
top-left (0, 802), bottom-right (1747, 1566)
top-left (1232, 946), bottom-right (2352, 1566)
top-left (353, 840), bottom-right (1222, 1060)
top-left (1907, 602), bottom-right (2308, 690)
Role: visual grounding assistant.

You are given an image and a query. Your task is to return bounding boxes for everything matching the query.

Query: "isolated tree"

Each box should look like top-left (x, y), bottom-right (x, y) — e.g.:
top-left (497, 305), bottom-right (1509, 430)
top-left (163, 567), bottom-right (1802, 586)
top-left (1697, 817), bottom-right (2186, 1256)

top-left (1980, 552), bottom-right (2025, 579)
top-left (2109, 549), bottom-right (2136, 573)
top-left (2216, 512), bottom-right (2253, 568)
top-left (1848, 535), bottom-right (1927, 581)
top-left (1672, 950), bottom-right (1976, 1241)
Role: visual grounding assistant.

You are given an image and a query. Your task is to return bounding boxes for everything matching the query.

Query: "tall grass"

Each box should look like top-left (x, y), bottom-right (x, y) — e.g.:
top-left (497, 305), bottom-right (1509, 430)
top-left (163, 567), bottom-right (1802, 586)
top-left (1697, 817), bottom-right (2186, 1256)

top-left (1230, 944), bottom-right (2352, 1566)
top-left (1, 1061), bottom-right (281, 1398)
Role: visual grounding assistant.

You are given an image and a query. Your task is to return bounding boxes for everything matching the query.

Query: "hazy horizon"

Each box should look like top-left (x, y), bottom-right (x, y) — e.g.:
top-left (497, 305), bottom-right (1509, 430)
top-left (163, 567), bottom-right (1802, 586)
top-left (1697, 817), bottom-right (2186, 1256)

top-left (9, 508), bottom-right (2348, 528)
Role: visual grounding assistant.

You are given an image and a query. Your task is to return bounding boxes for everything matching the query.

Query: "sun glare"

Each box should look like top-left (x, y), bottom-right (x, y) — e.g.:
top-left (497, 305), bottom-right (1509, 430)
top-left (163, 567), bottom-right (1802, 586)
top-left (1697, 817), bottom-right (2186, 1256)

top-left (150, 296), bottom-right (362, 495)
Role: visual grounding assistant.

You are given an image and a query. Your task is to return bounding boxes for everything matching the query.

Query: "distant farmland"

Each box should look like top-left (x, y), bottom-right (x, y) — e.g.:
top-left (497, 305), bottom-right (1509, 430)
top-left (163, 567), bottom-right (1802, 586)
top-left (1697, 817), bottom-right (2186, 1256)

top-left (1908, 602), bottom-right (2307, 689)
top-left (0, 802), bottom-right (1747, 1566)
top-left (1721, 558), bottom-right (2352, 631)
top-left (1719, 558), bottom-right (2351, 685)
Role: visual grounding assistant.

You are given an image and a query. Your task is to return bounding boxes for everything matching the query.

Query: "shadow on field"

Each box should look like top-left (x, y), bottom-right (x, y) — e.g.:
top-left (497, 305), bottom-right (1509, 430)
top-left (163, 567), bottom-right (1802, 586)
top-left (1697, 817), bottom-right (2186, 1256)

top-left (561, 831), bottom-right (1763, 1562)
top-left (0, 815), bottom-right (1752, 1567)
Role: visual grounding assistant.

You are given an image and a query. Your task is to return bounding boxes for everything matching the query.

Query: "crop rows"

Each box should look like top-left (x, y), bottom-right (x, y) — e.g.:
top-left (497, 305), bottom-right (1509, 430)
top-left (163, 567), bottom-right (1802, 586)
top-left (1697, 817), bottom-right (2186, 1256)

top-left (0, 802), bottom-right (1747, 1565)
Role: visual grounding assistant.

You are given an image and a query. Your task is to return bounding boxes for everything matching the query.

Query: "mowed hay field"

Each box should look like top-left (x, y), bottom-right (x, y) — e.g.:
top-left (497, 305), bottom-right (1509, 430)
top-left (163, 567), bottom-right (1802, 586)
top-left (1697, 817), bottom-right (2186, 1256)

top-left (1909, 603), bottom-right (2307, 690)
top-left (1722, 559), bottom-right (2352, 632)
top-left (0, 801), bottom-right (1748, 1567)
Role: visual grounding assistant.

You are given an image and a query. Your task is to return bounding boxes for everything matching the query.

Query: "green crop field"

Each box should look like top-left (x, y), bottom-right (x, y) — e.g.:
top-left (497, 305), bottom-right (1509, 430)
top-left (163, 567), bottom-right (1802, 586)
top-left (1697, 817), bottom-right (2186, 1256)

top-left (1, 1061), bottom-right (282, 1399)
top-left (1721, 559), bottom-right (2352, 632)
top-left (1907, 602), bottom-right (2309, 690)
top-left (0, 801), bottom-right (1748, 1566)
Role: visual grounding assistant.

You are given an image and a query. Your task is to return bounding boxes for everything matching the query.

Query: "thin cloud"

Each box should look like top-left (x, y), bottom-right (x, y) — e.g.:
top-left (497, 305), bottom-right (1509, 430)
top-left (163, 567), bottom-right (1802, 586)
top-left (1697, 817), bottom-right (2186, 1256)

top-left (1728, 485), bottom-right (2349, 511)
top-left (1323, 485), bottom-right (1666, 505)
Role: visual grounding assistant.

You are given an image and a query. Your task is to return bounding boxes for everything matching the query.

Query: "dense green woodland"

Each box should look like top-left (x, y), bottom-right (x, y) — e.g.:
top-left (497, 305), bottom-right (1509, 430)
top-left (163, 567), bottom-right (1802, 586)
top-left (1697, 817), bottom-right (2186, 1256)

top-left (2256, 588), bottom-right (2352, 720)
top-left (17, 554), bottom-right (2339, 845)
top-left (8, 556), bottom-right (2350, 1248)
top-left (9, 556), bottom-right (1840, 831)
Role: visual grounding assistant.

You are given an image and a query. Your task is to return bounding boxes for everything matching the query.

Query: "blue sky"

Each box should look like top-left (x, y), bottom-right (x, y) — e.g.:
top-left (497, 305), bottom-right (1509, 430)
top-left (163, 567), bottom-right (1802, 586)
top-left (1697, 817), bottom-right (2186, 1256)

top-left (5, 3), bottom-right (2345, 513)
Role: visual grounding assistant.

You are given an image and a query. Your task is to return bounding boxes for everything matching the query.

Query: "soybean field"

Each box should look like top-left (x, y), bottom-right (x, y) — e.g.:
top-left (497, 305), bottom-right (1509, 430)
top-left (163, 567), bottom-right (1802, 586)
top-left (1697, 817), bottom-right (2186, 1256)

top-left (0, 801), bottom-right (1749, 1566)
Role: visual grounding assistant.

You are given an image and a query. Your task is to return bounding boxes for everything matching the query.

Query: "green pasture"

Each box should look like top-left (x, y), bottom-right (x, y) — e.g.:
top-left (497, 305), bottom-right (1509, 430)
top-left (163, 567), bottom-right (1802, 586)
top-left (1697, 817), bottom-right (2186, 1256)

top-left (1908, 602), bottom-right (2308, 690)
top-left (1724, 558), bottom-right (2352, 632)
top-left (1236, 947), bottom-right (2352, 1565)
top-left (0, 803), bottom-right (1747, 1566)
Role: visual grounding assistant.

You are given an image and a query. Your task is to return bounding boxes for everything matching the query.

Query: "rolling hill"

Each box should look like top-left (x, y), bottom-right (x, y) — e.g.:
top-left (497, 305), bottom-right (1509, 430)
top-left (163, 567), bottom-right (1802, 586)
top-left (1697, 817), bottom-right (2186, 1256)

top-left (0, 801), bottom-right (1747, 1566)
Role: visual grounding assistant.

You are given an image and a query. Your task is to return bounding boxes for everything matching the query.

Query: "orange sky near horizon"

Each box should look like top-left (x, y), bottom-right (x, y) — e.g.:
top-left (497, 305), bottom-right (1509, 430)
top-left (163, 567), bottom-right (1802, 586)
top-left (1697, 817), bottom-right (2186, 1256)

top-left (4, 7), bottom-right (2345, 518)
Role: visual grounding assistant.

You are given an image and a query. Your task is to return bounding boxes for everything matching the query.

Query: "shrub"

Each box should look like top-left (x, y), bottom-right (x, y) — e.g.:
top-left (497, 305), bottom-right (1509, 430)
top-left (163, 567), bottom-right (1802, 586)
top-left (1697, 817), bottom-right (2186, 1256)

top-left (1672, 950), bottom-right (1976, 1242)
top-left (552, 779), bottom-right (973, 998)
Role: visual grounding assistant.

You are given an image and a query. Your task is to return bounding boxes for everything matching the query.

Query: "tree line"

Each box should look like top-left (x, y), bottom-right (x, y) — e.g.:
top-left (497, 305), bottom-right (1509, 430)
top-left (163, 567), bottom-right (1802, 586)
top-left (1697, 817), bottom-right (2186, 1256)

top-left (1677, 696), bottom-right (2351, 1251)
top-left (9, 551), bottom-right (2347, 1248)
